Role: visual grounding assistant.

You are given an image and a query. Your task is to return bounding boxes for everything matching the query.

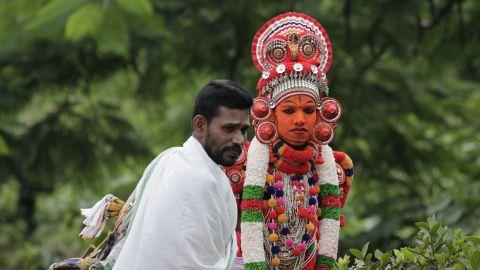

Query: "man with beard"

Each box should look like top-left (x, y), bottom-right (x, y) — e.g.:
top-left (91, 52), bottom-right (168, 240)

top-left (112, 79), bottom-right (252, 269)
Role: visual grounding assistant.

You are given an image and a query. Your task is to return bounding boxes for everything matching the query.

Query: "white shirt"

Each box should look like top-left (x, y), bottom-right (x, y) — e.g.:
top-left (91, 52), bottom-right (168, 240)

top-left (113, 137), bottom-right (238, 270)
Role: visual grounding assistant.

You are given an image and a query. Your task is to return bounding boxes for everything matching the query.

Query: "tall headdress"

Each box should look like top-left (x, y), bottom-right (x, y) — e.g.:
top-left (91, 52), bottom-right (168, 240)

top-left (250, 12), bottom-right (342, 145)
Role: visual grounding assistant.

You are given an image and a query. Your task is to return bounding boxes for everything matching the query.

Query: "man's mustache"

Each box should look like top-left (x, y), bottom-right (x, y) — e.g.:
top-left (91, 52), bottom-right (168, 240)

top-left (222, 144), bottom-right (242, 155)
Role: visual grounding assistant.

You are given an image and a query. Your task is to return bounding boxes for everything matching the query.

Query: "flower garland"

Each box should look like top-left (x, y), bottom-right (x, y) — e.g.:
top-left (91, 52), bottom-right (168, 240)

top-left (315, 145), bottom-right (341, 270)
top-left (241, 138), bottom-right (270, 270)
top-left (241, 138), bottom-right (340, 270)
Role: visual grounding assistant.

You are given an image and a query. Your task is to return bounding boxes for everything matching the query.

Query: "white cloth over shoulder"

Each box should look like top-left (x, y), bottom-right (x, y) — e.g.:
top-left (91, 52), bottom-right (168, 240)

top-left (113, 136), bottom-right (238, 270)
top-left (79, 194), bottom-right (118, 240)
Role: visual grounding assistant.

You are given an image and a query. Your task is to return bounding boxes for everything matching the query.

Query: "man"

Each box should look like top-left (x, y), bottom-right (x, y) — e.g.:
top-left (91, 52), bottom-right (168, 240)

top-left (113, 79), bottom-right (252, 269)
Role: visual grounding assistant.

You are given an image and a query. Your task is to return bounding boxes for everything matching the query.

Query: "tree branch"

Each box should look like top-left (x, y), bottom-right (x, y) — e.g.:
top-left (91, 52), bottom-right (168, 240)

top-left (418, 0), bottom-right (459, 30)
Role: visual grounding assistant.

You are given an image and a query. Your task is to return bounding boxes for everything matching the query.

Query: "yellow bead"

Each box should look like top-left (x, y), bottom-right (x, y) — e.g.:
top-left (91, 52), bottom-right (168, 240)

top-left (267, 198), bottom-right (277, 208)
top-left (272, 257), bottom-right (281, 266)
top-left (315, 185), bottom-right (320, 193)
top-left (278, 213), bottom-right (287, 222)
top-left (269, 233), bottom-right (279, 242)
top-left (306, 223), bottom-right (315, 232)
top-left (266, 174), bottom-right (275, 184)
top-left (317, 207), bottom-right (322, 216)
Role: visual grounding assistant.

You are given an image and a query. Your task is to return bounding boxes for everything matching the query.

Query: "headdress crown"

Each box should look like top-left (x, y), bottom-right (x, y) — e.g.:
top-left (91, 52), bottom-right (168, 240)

top-left (250, 12), bottom-right (341, 145)
top-left (251, 12), bottom-right (333, 106)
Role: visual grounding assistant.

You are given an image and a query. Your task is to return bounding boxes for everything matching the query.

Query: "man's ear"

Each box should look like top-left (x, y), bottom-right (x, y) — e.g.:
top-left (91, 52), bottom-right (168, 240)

top-left (192, 115), bottom-right (207, 139)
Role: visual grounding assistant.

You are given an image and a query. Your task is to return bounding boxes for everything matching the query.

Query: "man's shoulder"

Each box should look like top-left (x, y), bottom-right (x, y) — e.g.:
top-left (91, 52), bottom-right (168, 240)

top-left (162, 149), bottom-right (214, 181)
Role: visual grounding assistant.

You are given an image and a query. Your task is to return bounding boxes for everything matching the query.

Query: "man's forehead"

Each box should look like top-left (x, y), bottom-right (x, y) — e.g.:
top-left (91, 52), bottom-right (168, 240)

top-left (214, 106), bottom-right (250, 123)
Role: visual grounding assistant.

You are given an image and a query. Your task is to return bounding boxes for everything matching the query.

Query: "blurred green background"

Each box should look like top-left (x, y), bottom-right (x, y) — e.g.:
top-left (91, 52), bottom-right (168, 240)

top-left (0, 0), bottom-right (479, 269)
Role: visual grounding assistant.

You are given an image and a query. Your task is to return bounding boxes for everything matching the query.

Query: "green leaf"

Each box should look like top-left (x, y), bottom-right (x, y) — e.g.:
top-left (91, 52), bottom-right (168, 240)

top-left (454, 228), bottom-right (464, 240)
top-left (94, 9), bottom-right (129, 57)
top-left (381, 253), bottom-right (391, 265)
top-left (393, 249), bottom-right (401, 258)
top-left (415, 221), bottom-right (429, 232)
top-left (362, 242), bottom-right (370, 257)
top-left (374, 249), bottom-right (383, 261)
top-left (437, 228), bottom-right (449, 247)
top-left (116, 0), bottom-right (153, 17)
top-left (365, 253), bottom-right (372, 263)
top-left (465, 236), bottom-right (480, 245)
top-left (350, 248), bottom-right (364, 260)
top-left (400, 248), bottom-right (414, 262)
top-left (65, 3), bottom-right (104, 41)
top-left (430, 222), bottom-right (441, 238)
top-left (336, 255), bottom-right (351, 270)
top-left (25, 0), bottom-right (86, 31)
top-left (0, 135), bottom-right (10, 156)
top-left (471, 250), bottom-right (480, 270)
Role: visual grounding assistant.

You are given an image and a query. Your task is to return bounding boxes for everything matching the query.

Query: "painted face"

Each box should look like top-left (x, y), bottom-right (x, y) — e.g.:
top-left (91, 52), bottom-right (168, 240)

top-left (274, 94), bottom-right (317, 147)
top-left (204, 107), bottom-right (250, 166)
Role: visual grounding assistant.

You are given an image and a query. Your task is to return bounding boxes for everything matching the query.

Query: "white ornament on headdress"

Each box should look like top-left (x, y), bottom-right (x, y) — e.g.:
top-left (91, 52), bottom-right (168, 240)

top-left (262, 70), bottom-right (270, 79)
top-left (311, 65), bottom-right (318, 74)
top-left (276, 64), bottom-right (286, 74)
top-left (293, 63), bottom-right (304, 72)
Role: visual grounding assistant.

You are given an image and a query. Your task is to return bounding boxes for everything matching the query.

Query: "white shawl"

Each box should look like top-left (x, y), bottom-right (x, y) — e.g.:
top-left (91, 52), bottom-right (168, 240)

top-left (113, 136), bottom-right (237, 270)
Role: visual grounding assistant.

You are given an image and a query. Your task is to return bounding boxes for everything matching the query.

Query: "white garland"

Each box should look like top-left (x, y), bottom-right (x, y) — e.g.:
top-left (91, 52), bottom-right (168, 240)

top-left (317, 145), bottom-right (338, 185)
top-left (317, 145), bottom-right (340, 260)
top-left (241, 137), bottom-right (269, 265)
top-left (317, 219), bottom-right (340, 258)
top-left (244, 137), bottom-right (270, 187)
top-left (242, 222), bottom-right (267, 263)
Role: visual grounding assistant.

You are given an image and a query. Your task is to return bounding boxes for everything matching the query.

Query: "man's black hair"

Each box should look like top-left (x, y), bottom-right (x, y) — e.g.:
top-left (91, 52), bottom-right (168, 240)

top-left (192, 79), bottom-right (253, 122)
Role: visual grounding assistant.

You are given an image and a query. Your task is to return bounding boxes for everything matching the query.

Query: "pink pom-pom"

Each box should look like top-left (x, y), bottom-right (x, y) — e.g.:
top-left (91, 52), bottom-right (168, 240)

top-left (298, 242), bottom-right (307, 251)
top-left (269, 222), bottom-right (277, 230)
top-left (307, 206), bottom-right (316, 214)
top-left (285, 238), bottom-right (294, 247)
top-left (277, 198), bottom-right (284, 206)
top-left (274, 181), bottom-right (284, 189)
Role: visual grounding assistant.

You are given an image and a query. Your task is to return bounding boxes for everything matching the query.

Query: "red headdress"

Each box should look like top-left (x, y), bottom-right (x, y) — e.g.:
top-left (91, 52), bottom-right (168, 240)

top-left (250, 12), bottom-right (342, 145)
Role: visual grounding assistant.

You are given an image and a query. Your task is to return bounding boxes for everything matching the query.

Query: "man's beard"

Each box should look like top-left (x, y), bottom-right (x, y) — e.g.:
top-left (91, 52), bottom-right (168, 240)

top-left (204, 134), bottom-right (242, 166)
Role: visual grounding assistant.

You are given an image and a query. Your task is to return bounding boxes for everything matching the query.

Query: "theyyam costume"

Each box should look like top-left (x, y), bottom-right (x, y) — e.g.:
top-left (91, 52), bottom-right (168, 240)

top-left (237, 12), bottom-right (355, 270)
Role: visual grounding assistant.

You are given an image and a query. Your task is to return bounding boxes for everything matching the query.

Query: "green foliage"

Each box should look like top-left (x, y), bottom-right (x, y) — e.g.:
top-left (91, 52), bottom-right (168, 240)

top-left (117, 0), bottom-right (153, 17)
top-left (65, 3), bottom-right (105, 42)
top-left (337, 216), bottom-right (480, 269)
